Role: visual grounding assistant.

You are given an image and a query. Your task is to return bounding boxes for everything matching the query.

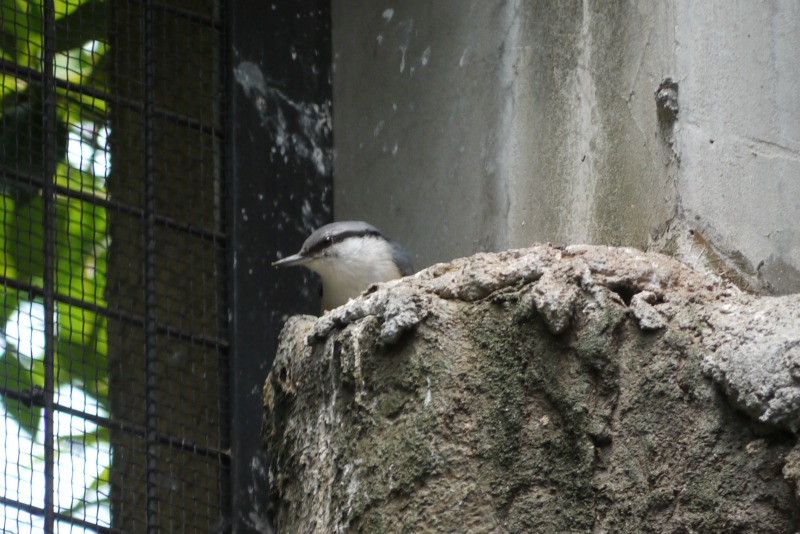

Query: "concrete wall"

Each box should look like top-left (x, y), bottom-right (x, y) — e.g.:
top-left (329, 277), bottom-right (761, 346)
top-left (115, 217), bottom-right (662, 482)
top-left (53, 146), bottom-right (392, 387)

top-left (332, 0), bottom-right (800, 294)
top-left (675, 1), bottom-right (800, 294)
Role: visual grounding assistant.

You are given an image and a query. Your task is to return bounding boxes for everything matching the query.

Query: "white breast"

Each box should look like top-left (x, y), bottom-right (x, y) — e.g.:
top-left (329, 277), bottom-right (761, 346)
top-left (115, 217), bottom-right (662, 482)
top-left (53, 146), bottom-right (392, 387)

top-left (306, 236), bottom-right (404, 311)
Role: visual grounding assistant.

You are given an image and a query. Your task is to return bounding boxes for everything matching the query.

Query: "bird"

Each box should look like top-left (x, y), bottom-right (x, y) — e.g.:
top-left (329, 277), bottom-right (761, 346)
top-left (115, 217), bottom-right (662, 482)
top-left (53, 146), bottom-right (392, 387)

top-left (272, 221), bottom-right (414, 312)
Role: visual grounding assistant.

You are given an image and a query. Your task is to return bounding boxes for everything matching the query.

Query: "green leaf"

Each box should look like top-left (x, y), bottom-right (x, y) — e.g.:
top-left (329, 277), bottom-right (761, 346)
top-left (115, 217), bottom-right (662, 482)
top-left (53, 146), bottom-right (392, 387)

top-left (55, 330), bottom-right (106, 387)
top-left (57, 423), bottom-right (109, 447)
top-left (0, 195), bottom-right (21, 326)
top-left (0, 195), bottom-right (18, 274)
top-left (0, 287), bottom-right (20, 328)
top-left (54, 40), bottom-right (108, 86)
top-left (1, 0), bottom-right (42, 65)
top-left (8, 195), bottom-right (45, 285)
top-left (61, 88), bottom-right (109, 122)
top-left (0, 88), bottom-right (70, 204)
top-left (60, 466), bottom-right (110, 517)
top-left (53, 1), bottom-right (107, 54)
top-left (0, 350), bottom-right (43, 438)
top-left (86, 315), bottom-right (108, 405)
top-left (0, 0), bottom-right (21, 56)
top-left (55, 316), bottom-right (108, 405)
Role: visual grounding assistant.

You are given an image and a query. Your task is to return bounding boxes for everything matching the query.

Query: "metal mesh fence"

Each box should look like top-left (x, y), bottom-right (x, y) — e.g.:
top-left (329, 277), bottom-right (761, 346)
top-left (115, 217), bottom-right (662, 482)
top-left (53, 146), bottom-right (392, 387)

top-left (1, 0), bottom-right (229, 531)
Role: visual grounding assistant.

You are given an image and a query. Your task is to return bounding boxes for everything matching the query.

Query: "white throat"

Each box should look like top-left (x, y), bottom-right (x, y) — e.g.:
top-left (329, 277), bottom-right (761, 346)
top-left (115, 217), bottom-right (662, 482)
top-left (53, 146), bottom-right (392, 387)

top-left (306, 236), bottom-right (403, 311)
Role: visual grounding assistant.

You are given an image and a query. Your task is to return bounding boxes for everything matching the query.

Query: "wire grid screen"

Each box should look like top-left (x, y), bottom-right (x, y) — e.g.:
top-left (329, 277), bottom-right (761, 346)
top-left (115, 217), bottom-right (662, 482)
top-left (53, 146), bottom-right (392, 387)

top-left (0, 0), bottom-right (230, 532)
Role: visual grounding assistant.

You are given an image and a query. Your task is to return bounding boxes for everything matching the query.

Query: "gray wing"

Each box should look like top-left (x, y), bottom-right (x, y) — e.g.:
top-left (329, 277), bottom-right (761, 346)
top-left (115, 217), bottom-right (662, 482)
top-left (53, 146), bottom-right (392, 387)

top-left (390, 241), bottom-right (415, 276)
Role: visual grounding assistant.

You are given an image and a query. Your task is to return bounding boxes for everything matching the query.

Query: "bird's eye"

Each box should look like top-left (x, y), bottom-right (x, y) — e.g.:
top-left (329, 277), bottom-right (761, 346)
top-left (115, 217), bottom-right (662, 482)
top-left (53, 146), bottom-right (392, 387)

top-left (324, 236), bottom-right (332, 244)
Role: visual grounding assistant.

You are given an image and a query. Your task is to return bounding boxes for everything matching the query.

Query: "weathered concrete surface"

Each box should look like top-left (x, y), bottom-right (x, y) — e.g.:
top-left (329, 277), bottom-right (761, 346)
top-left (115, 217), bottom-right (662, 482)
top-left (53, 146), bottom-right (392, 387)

top-left (264, 245), bottom-right (800, 532)
top-left (702, 295), bottom-right (800, 434)
top-left (332, 1), bottom-right (800, 294)
top-left (332, 1), bottom-right (678, 266)
top-left (331, 1), bottom-right (518, 264)
top-left (675, 1), bottom-right (800, 295)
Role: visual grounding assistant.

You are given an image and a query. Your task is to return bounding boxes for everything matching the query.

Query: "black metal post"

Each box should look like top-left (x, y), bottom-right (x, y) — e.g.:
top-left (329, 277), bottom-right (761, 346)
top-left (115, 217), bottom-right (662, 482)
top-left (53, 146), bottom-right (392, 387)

top-left (227, 0), bottom-right (333, 530)
top-left (142, 0), bottom-right (160, 531)
top-left (41, 0), bottom-right (57, 531)
top-left (215, 0), bottom-right (233, 529)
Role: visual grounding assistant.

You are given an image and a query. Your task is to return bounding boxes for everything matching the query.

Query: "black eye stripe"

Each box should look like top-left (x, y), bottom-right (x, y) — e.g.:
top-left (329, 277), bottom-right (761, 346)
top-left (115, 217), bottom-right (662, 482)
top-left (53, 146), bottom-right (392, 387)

top-left (304, 229), bottom-right (383, 256)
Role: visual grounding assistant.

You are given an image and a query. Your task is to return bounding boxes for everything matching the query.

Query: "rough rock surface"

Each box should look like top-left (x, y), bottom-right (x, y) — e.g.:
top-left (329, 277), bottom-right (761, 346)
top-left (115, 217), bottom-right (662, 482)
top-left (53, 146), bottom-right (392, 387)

top-left (263, 245), bottom-right (800, 533)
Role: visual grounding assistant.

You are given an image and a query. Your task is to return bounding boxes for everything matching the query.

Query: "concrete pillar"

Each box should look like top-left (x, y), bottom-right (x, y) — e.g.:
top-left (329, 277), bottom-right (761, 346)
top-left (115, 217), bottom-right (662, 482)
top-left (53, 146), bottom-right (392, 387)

top-left (332, 0), bottom-right (800, 294)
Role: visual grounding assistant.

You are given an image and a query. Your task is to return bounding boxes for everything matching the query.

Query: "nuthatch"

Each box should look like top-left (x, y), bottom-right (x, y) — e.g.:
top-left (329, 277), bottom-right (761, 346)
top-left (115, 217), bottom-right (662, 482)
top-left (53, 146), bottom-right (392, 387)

top-left (272, 221), bottom-right (414, 312)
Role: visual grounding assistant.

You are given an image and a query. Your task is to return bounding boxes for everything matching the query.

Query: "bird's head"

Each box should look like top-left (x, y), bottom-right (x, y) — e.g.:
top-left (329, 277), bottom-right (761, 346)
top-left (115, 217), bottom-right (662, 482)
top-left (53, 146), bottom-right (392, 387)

top-left (273, 221), bottom-right (413, 311)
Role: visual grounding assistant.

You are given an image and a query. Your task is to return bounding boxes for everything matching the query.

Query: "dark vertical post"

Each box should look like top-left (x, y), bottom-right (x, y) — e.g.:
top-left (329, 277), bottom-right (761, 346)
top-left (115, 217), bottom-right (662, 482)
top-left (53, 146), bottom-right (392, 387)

top-left (41, 0), bottom-right (57, 531)
top-left (216, 1), bottom-right (233, 529)
top-left (227, 0), bottom-right (333, 530)
top-left (142, 0), bottom-right (160, 531)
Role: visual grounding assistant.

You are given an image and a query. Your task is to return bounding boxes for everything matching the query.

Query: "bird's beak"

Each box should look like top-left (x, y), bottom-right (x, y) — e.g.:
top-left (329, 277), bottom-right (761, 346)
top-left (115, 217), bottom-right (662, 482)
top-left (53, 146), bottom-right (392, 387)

top-left (272, 253), bottom-right (309, 268)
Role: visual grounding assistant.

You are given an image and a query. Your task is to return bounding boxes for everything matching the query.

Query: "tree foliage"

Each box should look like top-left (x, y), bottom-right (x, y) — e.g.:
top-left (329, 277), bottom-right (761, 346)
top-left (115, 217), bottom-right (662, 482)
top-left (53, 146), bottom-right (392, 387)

top-left (1, 0), bottom-right (110, 521)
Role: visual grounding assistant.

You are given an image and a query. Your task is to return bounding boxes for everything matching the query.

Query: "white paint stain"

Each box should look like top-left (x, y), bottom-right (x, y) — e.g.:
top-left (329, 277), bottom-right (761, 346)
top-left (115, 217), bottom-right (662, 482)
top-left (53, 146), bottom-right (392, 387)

top-left (346, 467), bottom-right (361, 515)
top-left (382, 8), bottom-right (394, 23)
top-left (233, 61), bottom-right (266, 96)
top-left (311, 147), bottom-right (325, 175)
top-left (399, 45), bottom-right (407, 73)
top-left (424, 377), bottom-right (432, 406)
top-left (459, 47), bottom-right (470, 67)
top-left (421, 46), bottom-right (431, 66)
top-left (301, 199), bottom-right (313, 229)
top-left (233, 61), bottom-right (333, 176)
top-left (373, 120), bottom-right (385, 137)
top-left (396, 19), bottom-right (414, 73)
